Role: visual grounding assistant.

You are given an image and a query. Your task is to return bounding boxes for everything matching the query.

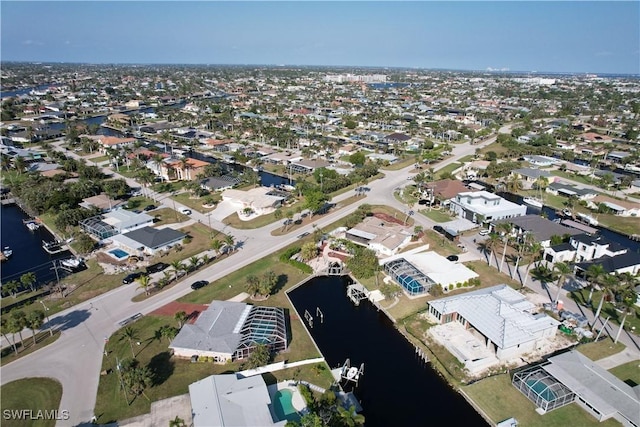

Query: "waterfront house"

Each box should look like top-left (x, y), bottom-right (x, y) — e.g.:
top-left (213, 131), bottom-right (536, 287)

top-left (169, 300), bottom-right (287, 363)
top-left (589, 195), bottom-right (640, 217)
top-left (575, 251), bottom-right (640, 277)
top-left (97, 136), bottom-right (136, 153)
top-left (427, 285), bottom-right (560, 371)
top-left (345, 216), bottom-right (412, 256)
top-left (510, 168), bottom-right (555, 189)
top-left (200, 175), bottom-right (241, 192)
top-left (449, 190), bottom-right (527, 224)
top-left (109, 226), bottom-right (186, 256)
top-left (546, 182), bottom-right (597, 200)
top-left (419, 179), bottom-right (470, 206)
top-left (544, 234), bottom-right (628, 264)
top-left (288, 159), bottom-right (330, 174)
top-left (79, 193), bottom-right (126, 213)
top-left (493, 215), bottom-right (583, 248)
top-left (221, 187), bottom-right (285, 217)
top-left (80, 209), bottom-right (154, 240)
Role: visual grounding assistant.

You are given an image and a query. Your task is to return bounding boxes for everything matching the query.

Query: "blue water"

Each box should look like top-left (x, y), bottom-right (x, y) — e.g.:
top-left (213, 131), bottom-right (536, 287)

top-left (0, 205), bottom-right (72, 289)
top-left (272, 389), bottom-right (300, 422)
top-left (526, 379), bottom-right (556, 401)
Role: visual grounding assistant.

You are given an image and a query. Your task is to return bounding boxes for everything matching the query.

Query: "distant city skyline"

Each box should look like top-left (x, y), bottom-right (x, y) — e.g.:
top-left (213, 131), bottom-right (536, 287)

top-left (1, 1), bottom-right (639, 75)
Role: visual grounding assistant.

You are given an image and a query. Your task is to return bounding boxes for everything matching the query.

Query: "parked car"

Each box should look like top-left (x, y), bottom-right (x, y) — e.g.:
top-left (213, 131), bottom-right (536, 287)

top-left (143, 204), bottom-right (157, 211)
top-left (479, 229), bottom-right (490, 236)
top-left (433, 225), bottom-right (444, 234)
top-left (179, 207), bottom-right (192, 215)
top-left (122, 272), bottom-right (146, 284)
top-left (297, 232), bottom-right (310, 239)
top-left (446, 255), bottom-right (459, 262)
top-left (190, 280), bottom-right (208, 290)
top-left (146, 262), bottom-right (169, 274)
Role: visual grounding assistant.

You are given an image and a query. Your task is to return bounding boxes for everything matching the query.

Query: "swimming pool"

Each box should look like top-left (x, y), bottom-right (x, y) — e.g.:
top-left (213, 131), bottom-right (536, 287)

top-left (273, 389), bottom-right (300, 422)
top-left (109, 248), bottom-right (129, 259)
top-left (526, 379), bottom-right (557, 401)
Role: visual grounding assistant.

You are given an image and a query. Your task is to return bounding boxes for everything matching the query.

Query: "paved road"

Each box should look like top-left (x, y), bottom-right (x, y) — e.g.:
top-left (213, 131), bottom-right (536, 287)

top-left (3, 130), bottom-right (638, 426)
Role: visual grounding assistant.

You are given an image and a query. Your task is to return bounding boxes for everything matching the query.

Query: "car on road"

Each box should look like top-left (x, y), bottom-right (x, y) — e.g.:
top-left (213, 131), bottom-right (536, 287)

top-left (179, 207), bottom-right (192, 215)
top-left (479, 229), bottom-right (490, 236)
top-left (433, 225), bottom-right (444, 234)
top-left (297, 232), bottom-right (310, 239)
top-left (143, 204), bottom-right (157, 211)
top-left (146, 262), bottom-right (169, 274)
top-left (190, 280), bottom-right (208, 290)
top-left (122, 272), bottom-right (146, 284)
top-left (446, 255), bottom-right (459, 262)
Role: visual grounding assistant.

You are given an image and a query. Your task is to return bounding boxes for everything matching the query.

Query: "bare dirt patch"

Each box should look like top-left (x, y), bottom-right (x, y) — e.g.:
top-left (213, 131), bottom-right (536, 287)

top-left (149, 301), bottom-right (209, 324)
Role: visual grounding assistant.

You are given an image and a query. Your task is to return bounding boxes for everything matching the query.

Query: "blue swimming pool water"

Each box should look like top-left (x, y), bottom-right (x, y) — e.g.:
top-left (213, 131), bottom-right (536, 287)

top-left (109, 248), bottom-right (129, 259)
top-left (273, 389), bottom-right (300, 422)
top-left (526, 379), bottom-right (557, 401)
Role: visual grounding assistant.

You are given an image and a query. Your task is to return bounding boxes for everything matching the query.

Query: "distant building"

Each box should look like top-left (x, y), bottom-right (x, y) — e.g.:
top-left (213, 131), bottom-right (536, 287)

top-left (345, 216), bottom-right (412, 256)
top-left (108, 226), bottom-right (186, 255)
top-left (493, 215), bottom-right (583, 248)
top-left (80, 210), bottom-right (154, 240)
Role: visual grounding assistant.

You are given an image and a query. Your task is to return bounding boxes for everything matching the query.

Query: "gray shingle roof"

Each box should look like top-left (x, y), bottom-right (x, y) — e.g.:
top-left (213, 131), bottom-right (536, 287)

top-left (494, 215), bottom-right (583, 242)
top-left (123, 226), bottom-right (186, 250)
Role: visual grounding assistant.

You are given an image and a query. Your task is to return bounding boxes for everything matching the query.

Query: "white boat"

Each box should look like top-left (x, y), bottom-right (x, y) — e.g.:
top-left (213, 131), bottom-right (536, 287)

top-left (561, 208), bottom-right (573, 218)
top-left (522, 197), bottom-right (543, 208)
top-left (577, 213), bottom-right (599, 226)
top-left (26, 221), bottom-right (40, 231)
top-left (2, 247), bottom-right (12, 258)
top-left (346, 366), bottom-right (359, 380)
top-left (60, 258), bottom-right (82, 269)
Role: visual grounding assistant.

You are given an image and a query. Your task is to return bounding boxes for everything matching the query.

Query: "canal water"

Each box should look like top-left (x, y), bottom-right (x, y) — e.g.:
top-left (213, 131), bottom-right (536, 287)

top-left (288, 275), bottom-right (487, 427)
top-left (0, 204), bottom-right (73, 290)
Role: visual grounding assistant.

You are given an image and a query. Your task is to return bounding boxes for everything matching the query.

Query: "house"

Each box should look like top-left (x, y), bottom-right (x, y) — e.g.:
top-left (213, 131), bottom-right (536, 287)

top-left (522, 155), bottom-right (559, 167)
top-left (200, 175), bottom-right (241, 192)
top-left (288, 159), bottom-right (330, 174)
top-left (149, 157), bottom-right (209, 181)
top-left (575, 252), bottom-right (640, 277)
top-left (383, 251), bottom-right (479, 295)
top-left (449, 190), bottom-right (527, 224)
top-left (420, 179), bottom-right (470, 205)
top-left (345, 216), bottom-right (412, 256)
top-left (544, 234), bottom-right (628, 263)
top-left (426, 285), bottom-right (560, 367)
top-left (169, 301), bottom-right (287, 363)
top-left (579, 132), bottom-right (613, 144)
top-left (79, 210), bottom-right (154, 240)
top-left (221, 187), bottom-right (285, 216)
top-left (546, 182), bottom-right (597, 200)
top-left (512, 350), bottom-right (639, 425)
top-left (204, 139), bottom-right (233, 152)
top-left (493, 215), bottom-right (583, 248)
top-left (189, 374), bottom-right (286, 427)
top-left (510, 168), bottom-right (554, 189)
top-left (589, 195), bottom-right (640, 217)
top-left (108, 226), bottom-right (186, 255)
top-left (79, 193), bottom-right (127, 212)
top-left (97, 136), bottom-right (136, 153)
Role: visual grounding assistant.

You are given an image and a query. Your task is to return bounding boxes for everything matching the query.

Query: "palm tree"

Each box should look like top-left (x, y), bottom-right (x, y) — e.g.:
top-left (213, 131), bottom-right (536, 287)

top-left (120, 326), bottom-right (139, 358)
top-left (9, 310), bottom-right (27, 349)
top-left (136, 274), bottom-right (152, 296)
top-left (188, 256), bottom-right (200, 273)
top-left (169, 260), bottom-right (184, 281)
top-left (5, 280), bottom-right (20, 298)
top-left (246, 275), bottom-right (260, 297)
top-left (585, 264), bottom-right (606, 306)
top-left (521, 241), bottom-right (543, 289)
top-left (211, 239), bottom-right (223, 258)
top-left (174, 311), bottom-right (188, 328)
top-left (223, 235), bottom-right (235, 254)
top-left (552, 262), bottom-right (572, 304)
top-left (20, 272), bottom-right (37, 293)
top-left (1, 317), bottom-right (18, 355)
top-left (593, 273), bottom-right (618, 326)
top-left (200, 254), bottom-right (211, 266)
top-left (496, 222), bottom-right (513, 274)
top-left (484, 233), bottom-right (501, 266)
top-left (169, 416), bottom-right (186, 427)
top-left (26, 310), bottom-right (45, 346)
top-left (613, 285), bottom-right (636, 344)
top-left (336, 405), bottom-right (365, 427)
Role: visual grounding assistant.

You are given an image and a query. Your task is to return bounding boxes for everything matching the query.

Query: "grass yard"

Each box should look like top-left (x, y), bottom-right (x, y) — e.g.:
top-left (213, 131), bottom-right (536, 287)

top-left (437, 162), bottom-right (462, 178)
top-left (570, 288), bottom-right (640, 333)
top-left (463, 374), bottom-right (620, 427)
top-left (171, 192), bottom-right (218, 214)
top-left (149, 208), bottom-right (190, 227)
top-left (420, 208), bottom-right (453, 223)
top-left (575, 339), bottom-right (627, 362)
top-left (1, 378), bottom-right (63, 427)
top-left (420, 230), bottom-right (461, 256)
top-left (463, 260), bottom-right (522, 289)
top-left (380, 156), bottom-right (417, 170)
top-left (608, 360), bottom-right (640, 386)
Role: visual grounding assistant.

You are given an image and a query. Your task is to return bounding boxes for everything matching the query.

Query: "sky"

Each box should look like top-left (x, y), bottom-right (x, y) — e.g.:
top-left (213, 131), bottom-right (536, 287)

top-left (1, 1), bottom-right (639, 75)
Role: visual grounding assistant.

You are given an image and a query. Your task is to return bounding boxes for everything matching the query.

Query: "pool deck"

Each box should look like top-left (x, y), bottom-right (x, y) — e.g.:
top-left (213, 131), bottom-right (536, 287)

top-left (267, 381), bottom-right (308, 415)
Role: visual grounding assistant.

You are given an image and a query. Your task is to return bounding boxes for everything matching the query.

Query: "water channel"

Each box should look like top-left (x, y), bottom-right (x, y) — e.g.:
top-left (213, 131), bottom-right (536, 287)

top-left (288, 275), bottom-right (488, 426)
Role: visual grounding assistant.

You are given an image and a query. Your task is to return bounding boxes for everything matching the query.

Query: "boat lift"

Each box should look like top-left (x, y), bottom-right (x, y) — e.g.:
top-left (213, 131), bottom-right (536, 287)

top-left (339, 358), bottom-right (364, 386)
top-left (347, 283), bottom-right (369, 306)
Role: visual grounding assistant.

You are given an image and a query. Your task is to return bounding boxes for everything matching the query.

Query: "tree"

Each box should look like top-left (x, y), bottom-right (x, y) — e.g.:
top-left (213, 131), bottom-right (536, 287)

top-left (5, 280), bottom-right (20, 298)
top-left (521, 241), bottom-right (543, 289)
top-left (170, 260), bottom-right (184, 282)
top-left (211, 239), bottom-right (223, 258)
top-left (336, 405), bottom-right (365, 427)
top-left (174, 311), bottom-right (188, 328)
top-left (259, 270), bottom-right (278, 296)
top-left (614, 285), bottom-right (636, 344)
top-left (75, 233), bottom-right (96, 254)
top-left (346, 248), bottom-right (379, 279)
top-left (120, 358), bottom-right (153, 401)
top-left (1, 316), bottom-right (19, 355)
top-left (188, 256), bottom-right (200, 273)
top-left (496, 222), bottom-right (513, 274)
top-left (349, 151), bottom-right (365, 167)
top-left (169, 416), bottom-right (187, 427)
top-left (120, 326), bottom-right (140, 359)
top-left (160, 325), bottom-right (178, 342)
top-left (26, 310), bottom-right (45, 346)
top-left (137, 274), bottom-right (152, 296)
top-left (224, 235), bottom-right (235, 253)
top-left (585, 264), bottom-right (606, 306)
top-left (303, 190), bottom-right (329, 216)
top-left (300, 242), bottom-right (318, 261)
top-left (20, 272), bottom-right (37, 293)
top-left (246, 343), bottom-right (271, 368)
top-left (593, 273), bottom-right (618, 326)
top-left (8, 310), bottom-right (27, 349)
top-left (552, 262), bottom-right (572, 304)
top-left (246, 275), bottom-right (261, 297)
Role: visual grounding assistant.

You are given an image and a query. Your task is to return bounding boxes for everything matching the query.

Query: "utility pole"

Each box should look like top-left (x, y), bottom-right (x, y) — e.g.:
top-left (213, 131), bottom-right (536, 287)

top-left (39, 300), bottom-right (53, 337)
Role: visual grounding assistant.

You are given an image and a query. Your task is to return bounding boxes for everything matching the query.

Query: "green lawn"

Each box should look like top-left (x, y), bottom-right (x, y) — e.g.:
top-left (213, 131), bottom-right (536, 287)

top-left (1, 330), bottom-right (61, 367)
top-left (1, 378), bottom-right (63, 427)
top-left (608, 360), bottom-right (640, 386)
top-left (420, 208), bottom-right (453, 223)
top-left (463, 374), bottom-right (620, 427)
top-left (575, 339), bottom-right (627, 362)
top-left (437, 162), bottom-right (461, 178)
top-left (171, 192), bottom-right (218, 214)
top-left (570, 288), bottom-right (640, 333)
top-left (149, 208), bottom-right (190, 227)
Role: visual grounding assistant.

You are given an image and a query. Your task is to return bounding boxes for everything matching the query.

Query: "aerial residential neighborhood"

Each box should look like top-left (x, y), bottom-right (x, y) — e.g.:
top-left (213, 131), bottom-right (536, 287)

top-left (1, 2), bottom-right (639, 427)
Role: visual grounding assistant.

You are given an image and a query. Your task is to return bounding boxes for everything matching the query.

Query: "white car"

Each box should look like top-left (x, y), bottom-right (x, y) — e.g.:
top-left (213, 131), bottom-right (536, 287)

top-left (479, 229), bottom-right (490, 236)
top-left (179, 207), bottom-right (192, 215)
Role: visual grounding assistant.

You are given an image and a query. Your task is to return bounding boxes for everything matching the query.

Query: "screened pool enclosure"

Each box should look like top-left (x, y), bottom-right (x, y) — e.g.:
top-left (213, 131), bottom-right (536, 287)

top-left (384, 258), bottom-right (434, 296)
top-left (512, 367), bottom-right (575, 413)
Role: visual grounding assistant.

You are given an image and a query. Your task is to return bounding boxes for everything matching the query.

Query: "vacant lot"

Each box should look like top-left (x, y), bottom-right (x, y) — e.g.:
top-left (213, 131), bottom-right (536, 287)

top-left (1, 378), bottom-right (63, 427)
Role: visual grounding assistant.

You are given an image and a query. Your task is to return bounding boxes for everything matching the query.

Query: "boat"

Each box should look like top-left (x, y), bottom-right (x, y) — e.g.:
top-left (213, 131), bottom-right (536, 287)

top-left (561, 208), bottom-right (573, 218)
top-left (2, 246), bottom-right (12, 259)
top-left (60, 258), bottom-right (83, 269)
top-left (522, 197), bottom-right (543, 208)
top-left (346, 367), bottom-right (359, 380)
top-left (577, 212), bottom-right (599, 227)
top-left (25, 221), bottom-right (41, 231)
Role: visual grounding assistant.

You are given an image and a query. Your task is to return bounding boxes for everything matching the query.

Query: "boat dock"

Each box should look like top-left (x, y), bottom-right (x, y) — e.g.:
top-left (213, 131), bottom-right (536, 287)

top-left (43, 240), bottom-right (69, 254)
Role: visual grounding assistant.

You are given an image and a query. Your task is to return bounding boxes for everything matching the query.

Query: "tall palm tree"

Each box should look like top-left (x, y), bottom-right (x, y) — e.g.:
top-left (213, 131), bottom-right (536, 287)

top-left (120, 326), bottom-right (139, 359)
top-left (485, 234), bottom-right (501, 266)
top-left (169, 260), bottom-right (184, 282)
top-left (585, 264), bottom-right (606, 306)
top-left (188, 256), bottom-right (200, 273)
top-left (26, 310), bottom-right (45, 346)
top-left (136, 274), bottom-right (151, 296)
top-left (496, 222), bottom-right (513, 274)
top-left (211, 239), bottom-right (223, 258)
top-left (20, 272), bottom-right (37, 293)
top-left (521, 241), bottom-right (543, 289)
top-left (593, 273), bottom-right (619, 326)
top-left (174, 311), bottom-right (188, 328)
top-left (1, 317), bottom-right (18, 355)
top-left (552, 262), bottom-right (572, 304)
top-left (223, 235), bottom-right (235, 253)
top-left (9, 311), bottom-right (27, 348)
top-left (613, 285), bottom-right (637, 344)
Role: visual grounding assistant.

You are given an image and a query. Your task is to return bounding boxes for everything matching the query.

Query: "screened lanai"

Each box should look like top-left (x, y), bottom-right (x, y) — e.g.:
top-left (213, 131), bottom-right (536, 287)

top-left (233, 306), bottom-right (288, 360)
top-left (79, 215), bottom-right (118, 239)
top-left (384, 258), bottom-right (434, 296)
top-left (512, 367), bottom-right (575, 412)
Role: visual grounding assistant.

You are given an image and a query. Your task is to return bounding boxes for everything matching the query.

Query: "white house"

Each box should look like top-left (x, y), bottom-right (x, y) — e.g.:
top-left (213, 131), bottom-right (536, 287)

top-left (345, 216), bottom-right (412, 256)
top-left (449, 190), bottom-right (526, 224)
top-left (221, 187), bottom-right (285, 217)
